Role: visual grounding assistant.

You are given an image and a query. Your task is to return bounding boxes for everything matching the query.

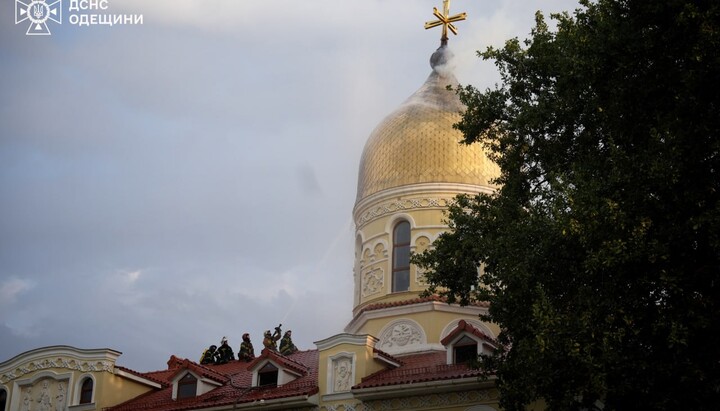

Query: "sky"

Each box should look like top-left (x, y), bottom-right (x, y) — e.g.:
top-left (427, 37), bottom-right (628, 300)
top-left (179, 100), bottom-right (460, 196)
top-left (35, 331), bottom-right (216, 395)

top-left (1, 0), bottom-right (580, 372)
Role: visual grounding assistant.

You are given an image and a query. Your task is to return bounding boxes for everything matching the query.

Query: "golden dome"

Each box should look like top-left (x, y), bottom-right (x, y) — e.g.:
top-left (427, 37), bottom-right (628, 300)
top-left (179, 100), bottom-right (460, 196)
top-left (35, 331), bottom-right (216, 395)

top-left (356, 47), bottom-right (498, 202)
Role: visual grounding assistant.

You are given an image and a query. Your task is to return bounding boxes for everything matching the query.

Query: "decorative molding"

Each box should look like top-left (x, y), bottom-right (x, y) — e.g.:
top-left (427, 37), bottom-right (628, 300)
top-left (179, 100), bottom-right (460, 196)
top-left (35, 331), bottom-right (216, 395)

top-left (314, 334), bottom-right (378, 351)
top-left (361, 268), bottom-right (384, 297)
top-left (1, 357), bottom-right (113, 384)
top-left (353, 182), bottom-right (493, 222)
top-left (415, 268), bottom-right (427, 286)
top-left (378, 319), bottom-right (426, 351)
top-left (329, 354), bottom-right (354, 394)
top-left (356, 197), bottom-right (453, 226)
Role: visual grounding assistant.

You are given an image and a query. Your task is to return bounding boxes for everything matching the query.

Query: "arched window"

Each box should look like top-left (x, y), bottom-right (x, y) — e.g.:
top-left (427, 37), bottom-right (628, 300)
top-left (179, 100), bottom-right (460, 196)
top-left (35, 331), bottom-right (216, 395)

top-left (79, 378), bottom-right (94, 404)
top-left (177, 373), bottom-right (197, 399)
top-left (392, 220), bottom-right (411, 292)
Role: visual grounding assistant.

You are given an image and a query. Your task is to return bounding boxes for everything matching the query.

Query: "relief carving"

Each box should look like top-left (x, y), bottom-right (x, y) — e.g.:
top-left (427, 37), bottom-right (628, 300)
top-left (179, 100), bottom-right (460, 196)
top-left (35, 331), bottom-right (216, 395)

top-left (332, 357), bottom-right (352, 392)
top-left (373, 243), bottom-right (387, 259)
top-left (379, 320), bottom-right (424, 349)
top-left (0, 357), bottom-right (114, 384)
top-left (361, 268), bottom-right (384, 297)
top-left (357, 197), bottom-right (453, 226)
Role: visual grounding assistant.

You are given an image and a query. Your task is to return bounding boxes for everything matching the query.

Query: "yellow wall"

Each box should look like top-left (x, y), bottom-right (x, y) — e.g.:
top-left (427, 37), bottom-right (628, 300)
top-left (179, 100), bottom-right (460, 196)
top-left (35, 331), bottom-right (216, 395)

top-left (0, 346), bottom-right (156, 411)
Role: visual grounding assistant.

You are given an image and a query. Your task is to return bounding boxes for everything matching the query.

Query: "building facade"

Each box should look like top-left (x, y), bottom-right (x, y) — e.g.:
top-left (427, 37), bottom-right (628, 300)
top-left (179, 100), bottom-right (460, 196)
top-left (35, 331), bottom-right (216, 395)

top-left (1, 7), bottom-right (504, 411)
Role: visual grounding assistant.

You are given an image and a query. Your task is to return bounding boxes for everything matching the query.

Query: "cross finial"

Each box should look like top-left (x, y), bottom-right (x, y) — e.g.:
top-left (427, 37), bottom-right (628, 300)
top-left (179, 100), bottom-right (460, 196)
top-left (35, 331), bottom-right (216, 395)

top-left (424, 0), bottom-right (467, 46)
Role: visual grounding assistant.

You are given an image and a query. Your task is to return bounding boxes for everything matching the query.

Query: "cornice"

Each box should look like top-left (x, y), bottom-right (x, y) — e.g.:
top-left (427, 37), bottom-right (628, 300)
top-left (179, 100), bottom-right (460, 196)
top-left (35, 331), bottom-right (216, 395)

top-left (345, 300), bottom-right (488, 334)
top-left (0, 346), bottom-right (122, 384)
top-left (353, 183), bottom-right (494, 228)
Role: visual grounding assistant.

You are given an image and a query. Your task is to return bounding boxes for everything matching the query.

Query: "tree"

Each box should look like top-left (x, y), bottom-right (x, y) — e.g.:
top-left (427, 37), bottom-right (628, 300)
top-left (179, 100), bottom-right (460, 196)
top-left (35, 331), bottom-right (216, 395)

top-left (413, 1), bottom-right (720, 409)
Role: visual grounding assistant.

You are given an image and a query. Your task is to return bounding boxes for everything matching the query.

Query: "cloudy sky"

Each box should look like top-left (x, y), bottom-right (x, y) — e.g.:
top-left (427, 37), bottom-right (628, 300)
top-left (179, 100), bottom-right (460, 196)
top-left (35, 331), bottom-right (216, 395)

top-left (1, 0), bottom-right (579, 371)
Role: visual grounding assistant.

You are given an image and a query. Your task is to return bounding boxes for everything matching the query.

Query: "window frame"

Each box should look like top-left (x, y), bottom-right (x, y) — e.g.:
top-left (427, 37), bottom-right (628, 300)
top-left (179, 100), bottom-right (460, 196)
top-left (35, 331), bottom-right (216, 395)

top-left (392, 220), bottom-right (411, 292)
top-left (257, 362), bottom-right (279, 387)
top-left (79, 377), bottom-right (94, 404)
top-left (176, 373), bottom-right (198, 400)
top-left (453, 335), bottom-right (479, 364)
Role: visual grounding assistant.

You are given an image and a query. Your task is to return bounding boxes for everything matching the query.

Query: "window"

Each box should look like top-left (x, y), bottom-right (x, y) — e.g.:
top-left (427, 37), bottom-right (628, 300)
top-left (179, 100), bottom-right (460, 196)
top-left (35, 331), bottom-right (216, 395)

top-left (392, 220), bottom-right (411, 292)
top-left (79, 378), bottom-right (94, 404)
top-left (258, 363), bottom-right (278, 387)
top-left (0, 388), bottom-right (7, 411)
top-left (177, 373), bottom-right (197, 399)
top-left (453, 335), bottom-right (478, 364)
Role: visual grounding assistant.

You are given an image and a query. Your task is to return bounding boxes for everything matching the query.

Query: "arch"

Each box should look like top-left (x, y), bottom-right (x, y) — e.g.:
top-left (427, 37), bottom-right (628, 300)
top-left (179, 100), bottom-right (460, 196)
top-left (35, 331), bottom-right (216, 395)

top-left (74, 373), bottom-right (96, 405)
top-left (411, 230), bottom-right (440, 245)
top-left (377, 318), bottom-right (427, 353)
top-left (384, 212), bottom-right (416, 233)
top-left (392, 220), bottom-right (411, 292)
top-left (440, 318), bottom-right (496, 340)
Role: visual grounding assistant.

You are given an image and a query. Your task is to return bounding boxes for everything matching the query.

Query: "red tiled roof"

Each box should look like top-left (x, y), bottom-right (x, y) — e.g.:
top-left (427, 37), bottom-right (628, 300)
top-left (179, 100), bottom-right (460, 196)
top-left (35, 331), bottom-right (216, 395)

top-left (169, 358), bottom-right (229, 384)
top-left (247, 348), bottom-right (308, 376)
top-left (105, 350), bottom-right (319, 411)
top-left (353, 351), bottom-right (485, 389)
top-left (114, 365), bottom-right (169, 387)
top-left (440, 319), bottom-right (497, 346)
top-left (372, 348), bottom-right (403, 367)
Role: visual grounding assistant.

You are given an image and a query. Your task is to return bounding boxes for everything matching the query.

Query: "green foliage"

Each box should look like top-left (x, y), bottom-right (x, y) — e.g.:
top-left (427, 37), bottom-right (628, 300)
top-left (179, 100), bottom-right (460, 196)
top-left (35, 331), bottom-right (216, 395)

top-left (413, 1), bottom-right (720, 409)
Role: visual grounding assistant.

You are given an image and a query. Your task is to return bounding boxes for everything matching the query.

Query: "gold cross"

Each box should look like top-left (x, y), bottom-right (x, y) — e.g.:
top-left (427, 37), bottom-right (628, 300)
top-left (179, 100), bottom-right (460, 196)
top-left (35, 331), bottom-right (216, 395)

top-left (424, 0), bottom-right (467, 45)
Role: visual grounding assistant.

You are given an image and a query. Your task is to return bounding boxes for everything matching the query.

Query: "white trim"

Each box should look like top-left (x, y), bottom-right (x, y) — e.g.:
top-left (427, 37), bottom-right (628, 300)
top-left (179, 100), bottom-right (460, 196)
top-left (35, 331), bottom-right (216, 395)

top-left (354, 182), bottom-right (494, 221)
top-left (445, 332), bottom-right (485, 365)
top-left (314, 334), bottom-right (378, 351)
top-left (372, 353), bottom-right (401, 368)
top-left (0, 346), bottom-right (120, 373)
top-left (440, 318), bottom-right (495, 340)
top-left (74, 373), bottom-right (95, 405)
top-left (384, 213), bottom-right (416, 233)
top-left (114, 368), bottom-right (162, 389)
top-left (11, 370), bottom-right (74, 411)
top-left (352, 376), bottom-right (496, 400)
top-left (346, 301), bottom-right (488, 334)
top-left (362, 230), bottom-right (389, 244)
top-left (411, 231), bottom-right (438, 246)
top-left (376, 318), bottom-right (427, 355)
top-left (365, 239), bottom-right (389, 261)
top-left (326, 352), bottom-right (356, 395)
top-left (250, 359), bottom-right (302, 387)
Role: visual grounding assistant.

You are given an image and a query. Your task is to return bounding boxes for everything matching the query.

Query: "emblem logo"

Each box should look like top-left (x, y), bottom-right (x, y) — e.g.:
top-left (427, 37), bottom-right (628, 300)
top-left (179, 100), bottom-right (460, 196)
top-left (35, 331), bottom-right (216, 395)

top-left (15, 0), bottom-right (62, 35)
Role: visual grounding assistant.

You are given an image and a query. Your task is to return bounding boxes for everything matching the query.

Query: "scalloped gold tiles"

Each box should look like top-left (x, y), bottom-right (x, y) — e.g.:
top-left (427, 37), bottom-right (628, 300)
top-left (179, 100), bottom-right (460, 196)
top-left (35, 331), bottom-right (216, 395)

top-left (356, 71), bottom-right (499, 202)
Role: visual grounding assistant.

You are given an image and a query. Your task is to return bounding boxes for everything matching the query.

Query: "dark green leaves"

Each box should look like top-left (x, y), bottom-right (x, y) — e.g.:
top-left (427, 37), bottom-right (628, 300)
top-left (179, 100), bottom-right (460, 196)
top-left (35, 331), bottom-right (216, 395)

top-left (413, 1), bottom-right (720, 409)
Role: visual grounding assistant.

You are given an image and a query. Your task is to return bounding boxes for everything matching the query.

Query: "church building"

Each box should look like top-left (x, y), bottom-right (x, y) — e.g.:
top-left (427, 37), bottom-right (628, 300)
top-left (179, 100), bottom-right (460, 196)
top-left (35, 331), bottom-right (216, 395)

top-left (0, 2), bottom-right (504, 410)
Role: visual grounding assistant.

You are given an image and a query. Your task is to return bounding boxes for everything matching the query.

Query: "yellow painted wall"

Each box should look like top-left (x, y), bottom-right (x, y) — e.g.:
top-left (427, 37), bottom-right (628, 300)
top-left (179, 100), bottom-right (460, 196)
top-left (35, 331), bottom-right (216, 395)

top-left (94, 372), bottom-right (156, 409)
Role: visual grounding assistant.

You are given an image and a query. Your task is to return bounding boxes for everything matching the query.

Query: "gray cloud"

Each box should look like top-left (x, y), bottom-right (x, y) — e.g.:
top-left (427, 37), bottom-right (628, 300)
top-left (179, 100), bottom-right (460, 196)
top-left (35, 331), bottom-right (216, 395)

top-left (1, 0), bottom-right (580, 371)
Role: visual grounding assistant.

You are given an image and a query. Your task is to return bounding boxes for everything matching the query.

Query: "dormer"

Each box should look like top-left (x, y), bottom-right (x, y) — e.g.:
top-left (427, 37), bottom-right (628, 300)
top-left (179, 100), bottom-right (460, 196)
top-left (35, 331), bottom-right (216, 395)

top-left (441, 320), bottom-right (497, 365)
top-left (248, 349), bottom-right (307, 387)
top-left (168, 359), bottom-right (227, 400)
